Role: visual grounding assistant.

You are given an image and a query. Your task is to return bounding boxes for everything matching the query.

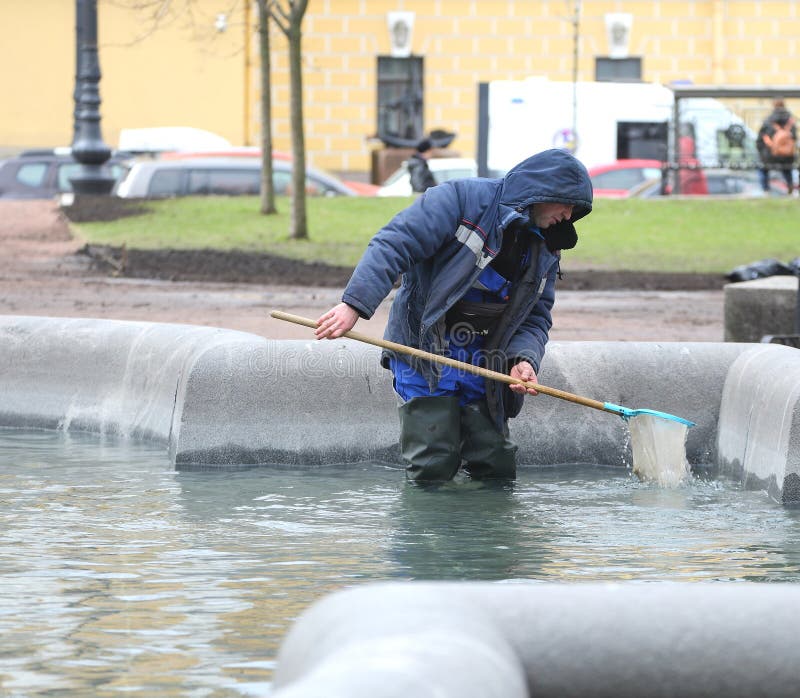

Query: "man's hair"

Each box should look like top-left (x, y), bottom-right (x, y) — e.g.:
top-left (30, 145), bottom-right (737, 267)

top-left (416, 138), bottom-right (432, 154)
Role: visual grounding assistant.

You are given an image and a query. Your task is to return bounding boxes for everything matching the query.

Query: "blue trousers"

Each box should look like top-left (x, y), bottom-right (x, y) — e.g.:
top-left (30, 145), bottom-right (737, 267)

top-left (389, 337), bottom-right (486, 405)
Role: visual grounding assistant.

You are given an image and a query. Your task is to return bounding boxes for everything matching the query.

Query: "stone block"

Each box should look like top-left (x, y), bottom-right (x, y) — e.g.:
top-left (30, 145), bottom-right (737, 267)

top-left (724, 276), bottom-right (799, 343)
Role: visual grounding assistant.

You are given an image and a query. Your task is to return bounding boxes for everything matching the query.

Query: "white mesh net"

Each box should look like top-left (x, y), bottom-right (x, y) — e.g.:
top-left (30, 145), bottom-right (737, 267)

top-left (627, 414), bottom-right (690, 487)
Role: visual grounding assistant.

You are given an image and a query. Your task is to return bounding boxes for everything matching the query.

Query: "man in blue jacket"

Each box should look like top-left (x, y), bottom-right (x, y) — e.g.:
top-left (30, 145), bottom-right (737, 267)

top-left (316, 149), bottom-right (593, 482)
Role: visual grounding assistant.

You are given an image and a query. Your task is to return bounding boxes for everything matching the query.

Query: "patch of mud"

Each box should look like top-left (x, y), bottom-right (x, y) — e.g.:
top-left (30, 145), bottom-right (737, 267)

top-left (78, 243), bottom-right (725, 290)
top-left (78, 244), bottom-right (355, 287)
top-left (558, 269), bottom-right (725, 291)
top-left (63, 195), bottom-right (726, 290)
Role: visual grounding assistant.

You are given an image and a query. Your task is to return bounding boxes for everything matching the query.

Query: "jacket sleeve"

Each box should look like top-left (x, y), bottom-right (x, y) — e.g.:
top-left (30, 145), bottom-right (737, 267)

top-left (342, 184), bottom-right (463, 319)
top-left (504, 267), bottom-right (556, 372)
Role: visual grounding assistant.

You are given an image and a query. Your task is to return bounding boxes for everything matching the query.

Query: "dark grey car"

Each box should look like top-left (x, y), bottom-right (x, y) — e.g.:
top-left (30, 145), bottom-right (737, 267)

top-left (0, 150), bottom-right (130, 199)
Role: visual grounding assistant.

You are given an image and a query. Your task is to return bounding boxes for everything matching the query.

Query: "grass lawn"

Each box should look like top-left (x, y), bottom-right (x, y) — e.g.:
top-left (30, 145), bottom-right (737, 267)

top-left (71, 195), bottom-right (800, 274)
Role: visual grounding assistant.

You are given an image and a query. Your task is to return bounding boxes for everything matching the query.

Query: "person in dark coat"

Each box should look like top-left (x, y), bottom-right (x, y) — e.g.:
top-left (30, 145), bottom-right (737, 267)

top-left (315, 149), bottom-right (593, 483)
top-left (757, 98), bottom-right (797, 194)
top-left (407, 138), bottom-right (437, 193)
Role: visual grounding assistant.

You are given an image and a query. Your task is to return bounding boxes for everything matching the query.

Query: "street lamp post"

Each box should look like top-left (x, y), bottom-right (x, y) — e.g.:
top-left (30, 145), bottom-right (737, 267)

top-left (570, 0), bottom-right (581, 154)
top-left (70, 0), bottom-right (115, 195)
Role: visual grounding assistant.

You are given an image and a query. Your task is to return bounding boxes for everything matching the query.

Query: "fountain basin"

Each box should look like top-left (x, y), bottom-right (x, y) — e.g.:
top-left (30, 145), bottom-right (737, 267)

top-left (2, 315), bottom-right (799, 502)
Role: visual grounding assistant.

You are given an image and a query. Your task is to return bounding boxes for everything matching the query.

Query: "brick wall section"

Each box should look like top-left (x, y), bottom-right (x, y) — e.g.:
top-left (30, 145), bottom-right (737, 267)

top-left (2, 1), bottom-right (799, 176)
top-left (262, 0), bottom-right (800, 174)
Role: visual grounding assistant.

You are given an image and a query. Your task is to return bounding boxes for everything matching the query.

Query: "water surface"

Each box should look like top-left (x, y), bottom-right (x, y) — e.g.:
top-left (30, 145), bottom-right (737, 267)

top-left (2, 428), bottom-right (799, 696)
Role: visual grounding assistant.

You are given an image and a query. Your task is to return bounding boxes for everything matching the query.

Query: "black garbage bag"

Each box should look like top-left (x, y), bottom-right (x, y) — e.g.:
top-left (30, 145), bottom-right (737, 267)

top-left (726, 258), bottom-right (796, 282)
top-left (788, 257), bottom-right (800, 276)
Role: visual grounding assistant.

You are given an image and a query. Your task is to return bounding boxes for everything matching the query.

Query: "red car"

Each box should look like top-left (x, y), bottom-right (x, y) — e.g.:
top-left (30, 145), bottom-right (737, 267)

top-left (588, 159), bottom-right (670, 198)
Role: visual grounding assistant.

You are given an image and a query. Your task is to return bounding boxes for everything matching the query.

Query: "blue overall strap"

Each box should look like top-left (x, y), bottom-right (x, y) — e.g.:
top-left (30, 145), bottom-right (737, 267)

top-left (462, 228), bottom-right (536, 303)
top-left (462, 265), bottom-right (514, 302)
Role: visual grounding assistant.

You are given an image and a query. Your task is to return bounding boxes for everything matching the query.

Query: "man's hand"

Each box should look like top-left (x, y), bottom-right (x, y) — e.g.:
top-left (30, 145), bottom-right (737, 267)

top-left (509, 361), bottom-right (539, 395)
top-left (315, 302), bottom-right (359, 339)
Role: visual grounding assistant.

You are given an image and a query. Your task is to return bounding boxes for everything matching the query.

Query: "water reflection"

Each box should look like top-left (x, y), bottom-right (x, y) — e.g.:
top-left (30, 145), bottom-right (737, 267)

top-left (391, 478), bottom-right (539, 580)
top-left (3, 431), bottom-right (800, 696)
top-left (172, 465), bottom-right (404, 694)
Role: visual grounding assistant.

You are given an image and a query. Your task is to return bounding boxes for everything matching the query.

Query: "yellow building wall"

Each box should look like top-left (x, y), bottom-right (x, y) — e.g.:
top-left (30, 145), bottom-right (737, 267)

top-left (0, 0), bottom-right (245, 152)
top-left (1, 1), bottom-right (799, 175)
top-left (282, 0), bottom-right (800, 173)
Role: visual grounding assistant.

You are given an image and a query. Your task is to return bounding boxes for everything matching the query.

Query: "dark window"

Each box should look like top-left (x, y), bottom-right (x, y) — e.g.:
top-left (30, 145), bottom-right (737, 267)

top-left (148, 169), bottom-right (185, 197)
top-left (376, 56), bottom-right (424, 143)
top-left (616, 121), bottom-right (669, 160)
top-left (186, 169), bottom-right (260, 196)
top-left (57, 164), bottom-right (83, 192)
top-left (15, 163), bottom-right (48, 187)
top-left (595, 57), bottom-right (642, 82)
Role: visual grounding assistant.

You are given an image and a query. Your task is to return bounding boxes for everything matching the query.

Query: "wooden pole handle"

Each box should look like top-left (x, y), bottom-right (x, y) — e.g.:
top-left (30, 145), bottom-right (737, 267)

top-left (269, 310), bottom-right (610, 414)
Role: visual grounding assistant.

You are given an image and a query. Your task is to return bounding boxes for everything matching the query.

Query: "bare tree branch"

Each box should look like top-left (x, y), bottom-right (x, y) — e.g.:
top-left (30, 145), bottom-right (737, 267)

top-left (103, 0), bottom-right (177, 44)
top-left (268, 0), bottom-right (289, 34)
top-left (103, 0), bottom-right (209, 46)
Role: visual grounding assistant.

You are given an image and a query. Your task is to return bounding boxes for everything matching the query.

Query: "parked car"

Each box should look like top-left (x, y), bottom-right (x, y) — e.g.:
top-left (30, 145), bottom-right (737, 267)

top-left (635, 168), bottom-right (789, 197)
top-left (114, 157), bottom-right (372, 198)
top-left (377, 157), bottom-right (478, 196)
top-left (588, 159), bottom-right (666, 198)
top-left (589, 158), bottom-right (789, 198)
top-left (157, 149), bottom-right (379, 195)
top-left (701, 169), bottom-right (789, 196)
top-left (0, 149), bottom-right (131, 199)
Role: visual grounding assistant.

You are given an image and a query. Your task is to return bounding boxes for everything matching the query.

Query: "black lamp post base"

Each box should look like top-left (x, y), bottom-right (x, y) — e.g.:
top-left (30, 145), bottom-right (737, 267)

top-left (69, 165), bottom-right (116, 195)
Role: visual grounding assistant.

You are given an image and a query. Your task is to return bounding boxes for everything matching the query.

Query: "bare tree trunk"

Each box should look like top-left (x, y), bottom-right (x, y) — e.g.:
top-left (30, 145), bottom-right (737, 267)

top-left (256, 0), bottom-right (276, 214)
top-left (271, 0), bottom-right (309, 240)
top-left (287, 11), bottom-right (307, 238)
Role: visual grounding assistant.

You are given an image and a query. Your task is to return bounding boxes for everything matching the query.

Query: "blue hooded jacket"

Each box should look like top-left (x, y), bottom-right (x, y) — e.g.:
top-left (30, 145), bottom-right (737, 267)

top-left (342, 148), bottom-right (593, 425)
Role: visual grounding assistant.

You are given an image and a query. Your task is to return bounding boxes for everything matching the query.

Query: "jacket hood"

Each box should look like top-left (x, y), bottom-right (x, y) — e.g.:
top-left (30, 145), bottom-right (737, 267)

top-left (499, 148), bottom-right (593, 222)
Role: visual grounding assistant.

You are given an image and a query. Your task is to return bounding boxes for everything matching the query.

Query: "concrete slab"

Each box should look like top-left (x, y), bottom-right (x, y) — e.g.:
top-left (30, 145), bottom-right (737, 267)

top-left (171, 338), bottom-right (400, 467)
top-left (724, 276), bottom-right (799, 342)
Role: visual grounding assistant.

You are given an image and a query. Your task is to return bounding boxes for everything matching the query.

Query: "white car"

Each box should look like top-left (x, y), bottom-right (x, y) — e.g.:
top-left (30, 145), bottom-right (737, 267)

top-left (377, 157), bottom-right (478, 196)
top-left (114, 157), bottom-right (367, 198)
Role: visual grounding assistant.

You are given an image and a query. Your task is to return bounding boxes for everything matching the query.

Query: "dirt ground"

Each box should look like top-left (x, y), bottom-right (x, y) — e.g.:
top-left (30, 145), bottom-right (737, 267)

top-left (0, 199), bottom-right (726, 343)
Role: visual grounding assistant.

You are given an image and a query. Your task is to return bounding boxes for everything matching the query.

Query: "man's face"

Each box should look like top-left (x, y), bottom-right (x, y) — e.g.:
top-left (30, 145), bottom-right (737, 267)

top-left (529, 202), bottom-right (574, 229)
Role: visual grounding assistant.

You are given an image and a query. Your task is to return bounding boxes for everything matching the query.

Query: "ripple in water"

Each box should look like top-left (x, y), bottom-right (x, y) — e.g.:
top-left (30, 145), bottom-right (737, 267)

top-left (2, 428), bottom-right (800, 696)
